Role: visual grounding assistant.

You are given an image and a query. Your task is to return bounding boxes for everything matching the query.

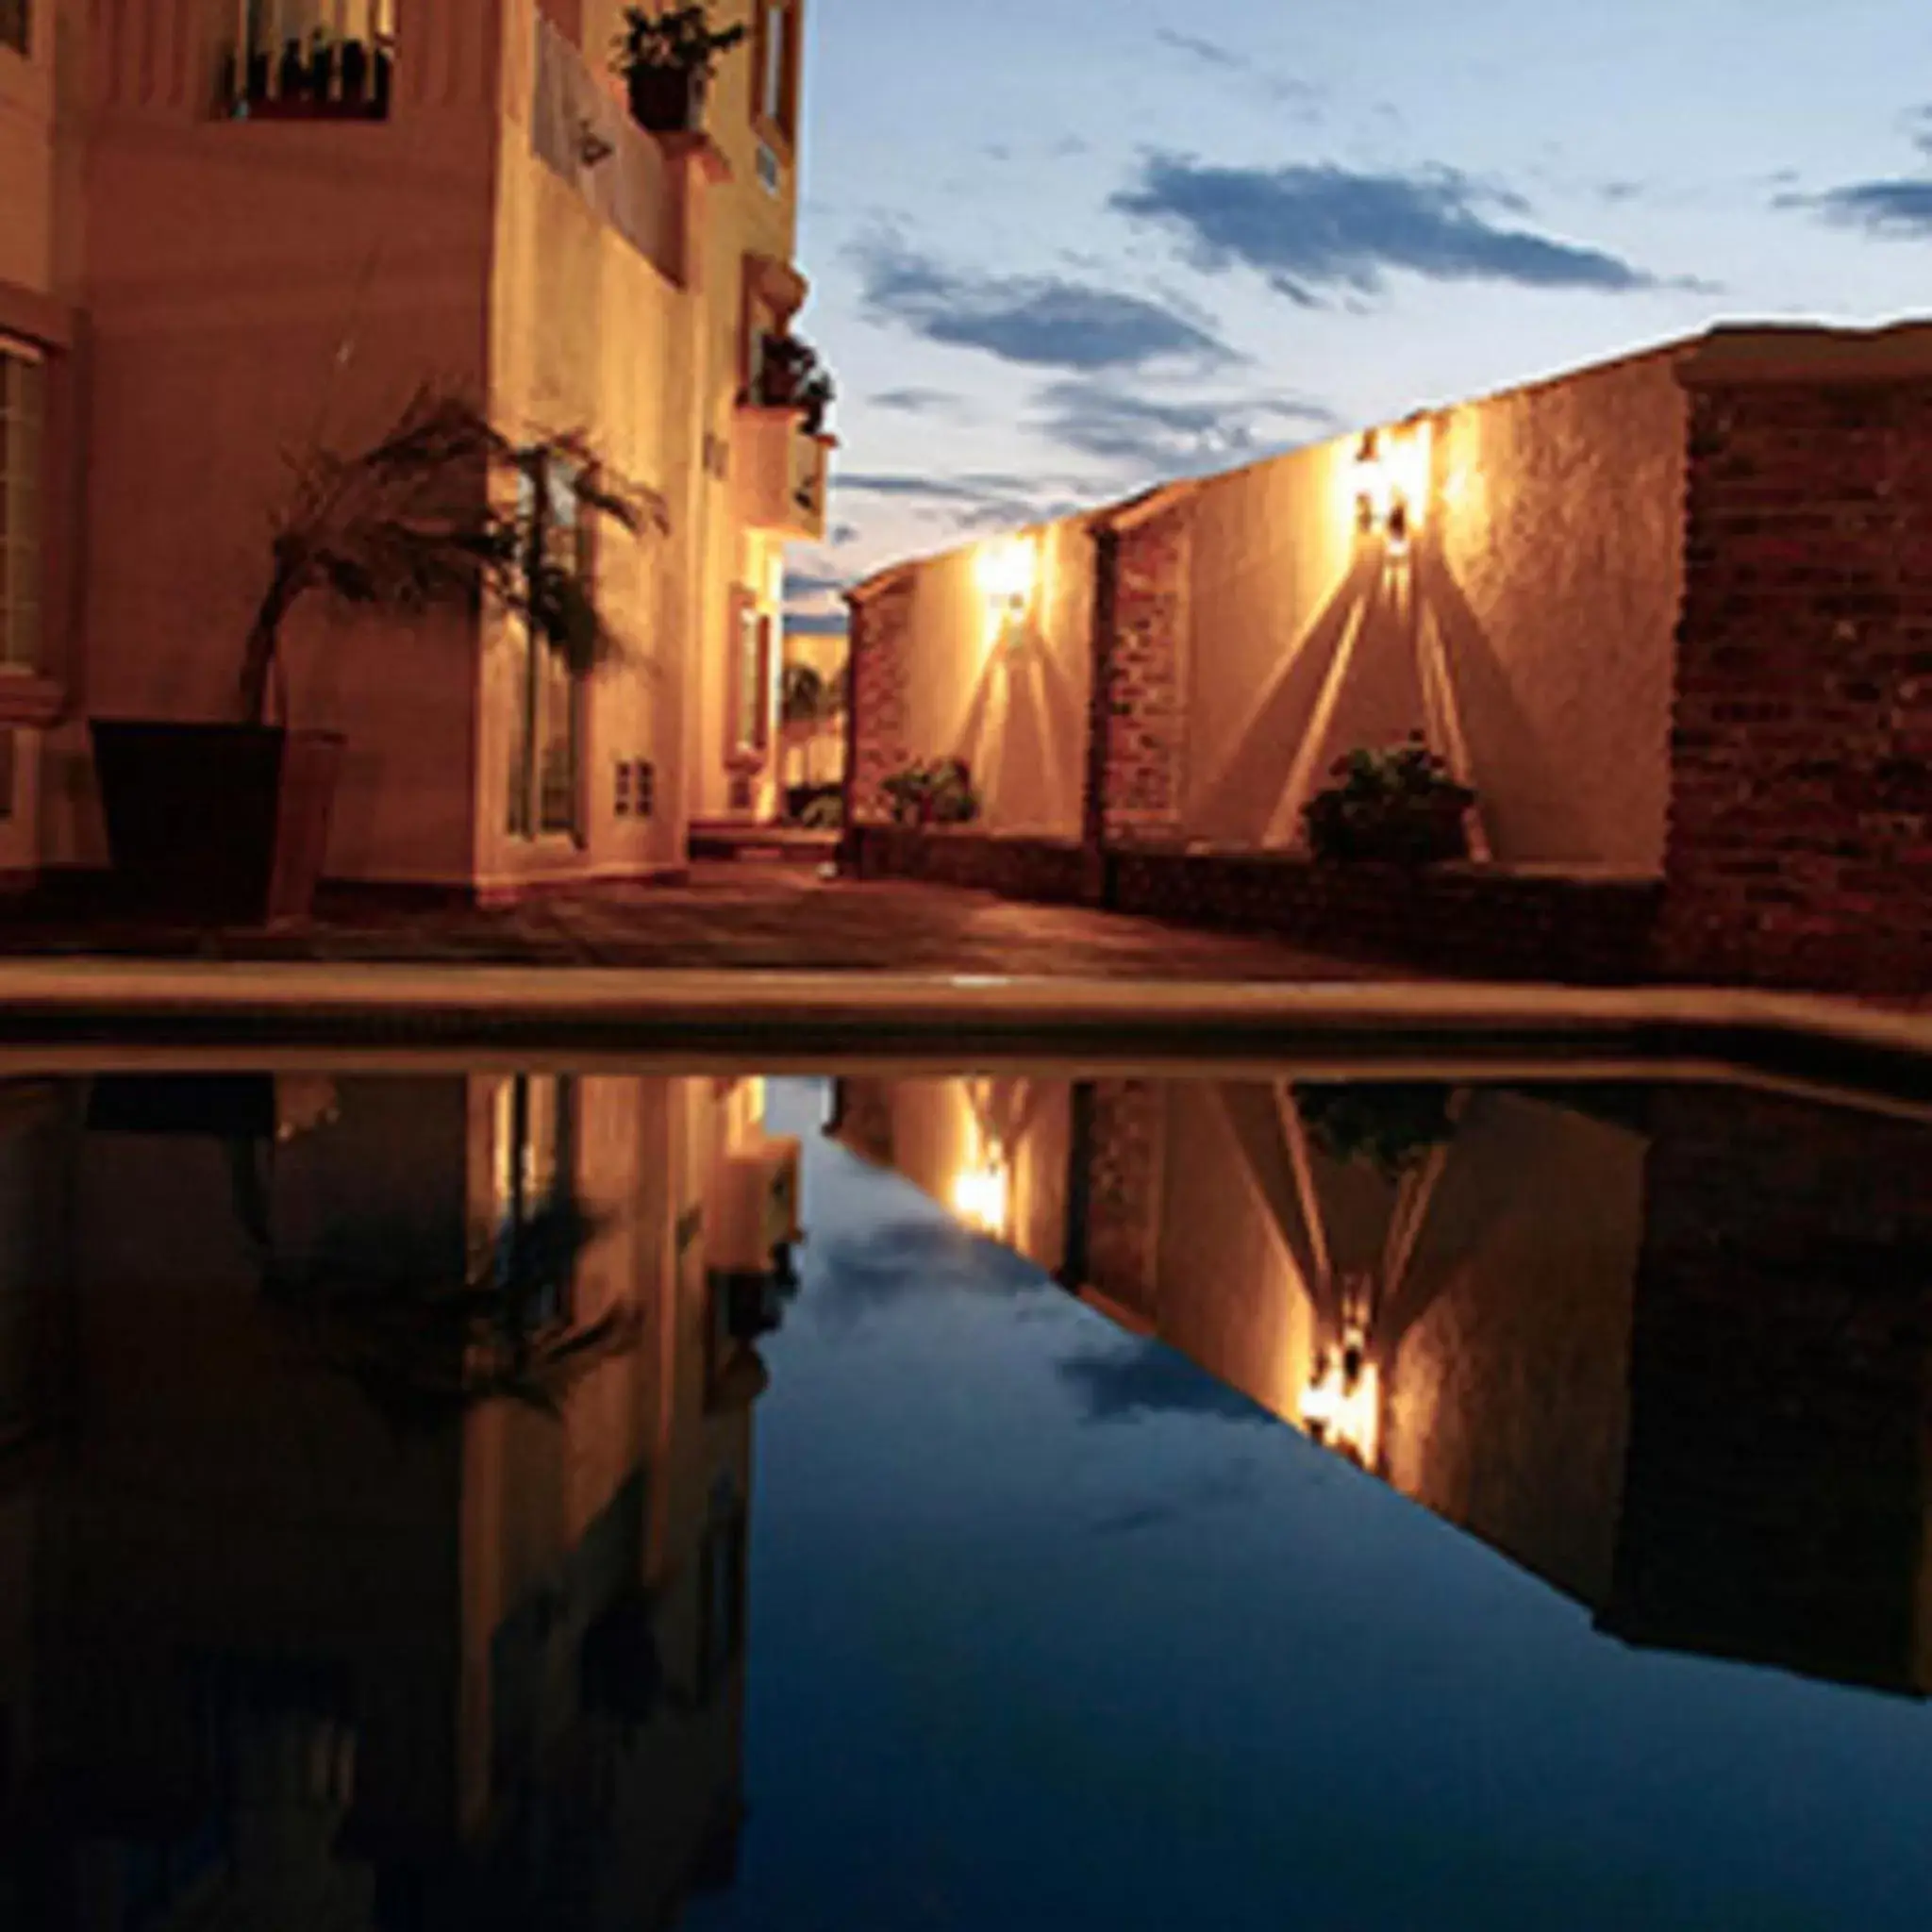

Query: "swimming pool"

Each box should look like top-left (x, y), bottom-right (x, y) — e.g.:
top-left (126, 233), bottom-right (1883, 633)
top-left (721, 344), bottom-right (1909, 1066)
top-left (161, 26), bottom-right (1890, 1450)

top-left (0, 1062), bottom-right (1924, 1928)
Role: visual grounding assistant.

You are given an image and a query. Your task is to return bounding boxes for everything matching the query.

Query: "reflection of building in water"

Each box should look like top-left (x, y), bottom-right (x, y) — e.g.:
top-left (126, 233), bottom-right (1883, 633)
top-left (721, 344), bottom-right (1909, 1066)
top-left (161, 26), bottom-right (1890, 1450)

top-left (832, 1073), bottom-right (1932, 1699)
top-left (0, 1069), bottom-right (797, 1928)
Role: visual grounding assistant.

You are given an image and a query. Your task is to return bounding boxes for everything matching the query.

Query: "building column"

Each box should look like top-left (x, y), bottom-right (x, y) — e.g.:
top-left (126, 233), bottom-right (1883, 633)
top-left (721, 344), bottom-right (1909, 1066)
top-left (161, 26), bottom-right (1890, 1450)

top-left (1092, 491), bottom-right (1194, 851)
top-left (841, 570), bottom-right (912, 829)
top-left (1659, 330), bottom-right (1932, 992)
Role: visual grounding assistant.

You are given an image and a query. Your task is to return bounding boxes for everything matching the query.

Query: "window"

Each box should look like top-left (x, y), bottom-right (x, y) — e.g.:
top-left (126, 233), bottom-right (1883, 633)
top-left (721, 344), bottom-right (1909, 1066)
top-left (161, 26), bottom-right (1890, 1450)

top-left (224, 0), bottom-right (395, 120)
top-left (0, 1), bottom-right (27, 58)
top-left (508, 456), bottom-right (589, 841)
top-left (752, 0), bottom-right (800, 149)
top-left (0, 347), bottom-right (42, 675)
top-left (728, 589), bottom-right (774, 758)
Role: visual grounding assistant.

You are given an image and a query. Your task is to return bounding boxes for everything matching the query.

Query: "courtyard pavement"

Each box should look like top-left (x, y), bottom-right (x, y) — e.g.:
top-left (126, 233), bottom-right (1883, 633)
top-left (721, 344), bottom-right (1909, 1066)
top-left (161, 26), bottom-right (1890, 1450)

top-left (0, 864), bottom-right (1381, 982)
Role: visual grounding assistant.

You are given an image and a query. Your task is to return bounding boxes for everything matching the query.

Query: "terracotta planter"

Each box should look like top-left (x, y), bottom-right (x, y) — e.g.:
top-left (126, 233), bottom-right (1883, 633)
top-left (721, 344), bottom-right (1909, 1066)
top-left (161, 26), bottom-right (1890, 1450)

top-left (626, 64), bottom-right (705, 133)
top-left (90, 720), bottom-right (345, 924)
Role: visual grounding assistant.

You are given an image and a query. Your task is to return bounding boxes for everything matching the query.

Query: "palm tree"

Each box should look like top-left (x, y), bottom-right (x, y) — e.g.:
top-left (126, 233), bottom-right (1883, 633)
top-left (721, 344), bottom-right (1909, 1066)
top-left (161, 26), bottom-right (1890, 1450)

top-left (238, 387), bottom-right (668, 726)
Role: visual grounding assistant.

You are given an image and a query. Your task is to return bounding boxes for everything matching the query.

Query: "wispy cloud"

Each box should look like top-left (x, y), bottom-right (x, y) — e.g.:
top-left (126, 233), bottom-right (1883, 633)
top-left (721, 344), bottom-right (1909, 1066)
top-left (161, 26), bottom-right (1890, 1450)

top-left (1778, 158), bottom-right (1932, 237)
top-left (833, 470), bottom-right (1090, 535)
top-left (1113, 154), bottom-right (1691, 305)
top-left (868, 386), bottom-right (962, 416)
top-left (1034, 378), bottom-right (1338, 476)
top-left (849, 230), bottom-right (1235, 372)
top-left (1153, 26), bottom-right (1324, 114)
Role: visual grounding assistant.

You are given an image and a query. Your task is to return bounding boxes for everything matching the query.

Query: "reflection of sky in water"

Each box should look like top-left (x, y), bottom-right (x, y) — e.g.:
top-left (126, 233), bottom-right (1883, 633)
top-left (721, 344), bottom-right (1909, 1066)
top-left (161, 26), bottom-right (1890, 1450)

top-left (688, 1080), bottom-right (1932, 1932)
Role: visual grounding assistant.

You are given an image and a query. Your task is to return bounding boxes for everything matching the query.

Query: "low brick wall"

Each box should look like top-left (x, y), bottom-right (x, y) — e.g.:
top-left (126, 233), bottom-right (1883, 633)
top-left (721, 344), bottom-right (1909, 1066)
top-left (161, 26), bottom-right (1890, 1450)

top-left (1109, 849), bottom-right (1661, 983)
top-left (845, 826), bottom-right (1099, 907)
top-left (846, 826), bottom-right (1661, 982)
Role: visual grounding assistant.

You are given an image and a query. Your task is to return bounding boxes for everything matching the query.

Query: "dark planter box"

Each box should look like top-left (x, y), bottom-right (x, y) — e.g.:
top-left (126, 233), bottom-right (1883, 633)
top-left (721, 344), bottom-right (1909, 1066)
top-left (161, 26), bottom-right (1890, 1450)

top-left (91, 720), bottom-right (345, 925)
top-left (626, 64), bottom-right (705, 133)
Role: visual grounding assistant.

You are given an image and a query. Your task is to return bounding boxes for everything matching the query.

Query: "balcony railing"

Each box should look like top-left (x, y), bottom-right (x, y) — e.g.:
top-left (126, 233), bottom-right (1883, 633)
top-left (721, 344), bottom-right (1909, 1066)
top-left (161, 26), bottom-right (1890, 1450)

top-left (220, 1), bottom-right (396, 122)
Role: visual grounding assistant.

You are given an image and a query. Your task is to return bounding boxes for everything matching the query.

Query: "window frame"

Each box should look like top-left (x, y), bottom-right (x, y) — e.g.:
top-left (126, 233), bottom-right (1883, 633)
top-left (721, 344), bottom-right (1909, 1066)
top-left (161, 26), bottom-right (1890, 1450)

top-left (750, 0), bottom-right (801, 158)
top-left (508, 452), bottom-right (591, 845)
top-left (0, 342), bottom-right (44, 678)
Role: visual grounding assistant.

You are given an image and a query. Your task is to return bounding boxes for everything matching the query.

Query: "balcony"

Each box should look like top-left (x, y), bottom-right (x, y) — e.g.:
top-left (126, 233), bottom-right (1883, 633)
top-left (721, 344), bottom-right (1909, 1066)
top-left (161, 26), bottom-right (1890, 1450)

top-left (219, 4), bottom-right (398, 122)
top-left (732, 407), bottom-right (831, 542)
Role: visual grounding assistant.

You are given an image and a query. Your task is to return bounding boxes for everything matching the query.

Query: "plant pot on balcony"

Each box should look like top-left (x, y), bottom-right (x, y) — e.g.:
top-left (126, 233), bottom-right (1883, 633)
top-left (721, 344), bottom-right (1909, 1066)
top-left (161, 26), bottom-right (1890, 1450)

top-left (626, 64), bottom-right (706, 133)
top-left (90, 720), bottom-right (345, 925)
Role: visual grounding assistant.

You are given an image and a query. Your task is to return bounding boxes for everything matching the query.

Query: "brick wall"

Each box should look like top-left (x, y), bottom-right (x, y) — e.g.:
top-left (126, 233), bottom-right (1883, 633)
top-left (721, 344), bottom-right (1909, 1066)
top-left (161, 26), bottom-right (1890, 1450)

top-left (1602, 1084), bottom-right (1932, 1691)
top-left (844, 575), bottom-right (913, 824)
top-left (1660, 353), bottom-right (1932, 992)
top-left (1110, 851), bottom-right (1660, 983)
top-left (848, 826), bottom-right (1092, 905)
top-left (850, 826), bottom-right (1659, 982)
top-left (1099, 502), bottom-right (1193, 842)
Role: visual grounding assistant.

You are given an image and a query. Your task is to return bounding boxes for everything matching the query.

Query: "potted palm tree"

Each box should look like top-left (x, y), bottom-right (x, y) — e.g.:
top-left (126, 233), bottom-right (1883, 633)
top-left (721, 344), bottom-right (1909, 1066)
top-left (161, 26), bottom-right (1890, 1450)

top-left (90, 388), bottom-right (656, 925)
top-left (611, 3), bottom-right (748, 134)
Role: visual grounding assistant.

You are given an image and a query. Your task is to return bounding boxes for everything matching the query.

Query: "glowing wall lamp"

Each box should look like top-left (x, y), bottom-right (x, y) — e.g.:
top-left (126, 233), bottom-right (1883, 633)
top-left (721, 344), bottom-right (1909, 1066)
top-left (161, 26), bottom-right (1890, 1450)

top-left (1352, 426), bottom-right (1424, 558)
top-left (976, 535), bottom-right (1038, 636)
top-left (1298, 1327), bottom-right (1380, 1469)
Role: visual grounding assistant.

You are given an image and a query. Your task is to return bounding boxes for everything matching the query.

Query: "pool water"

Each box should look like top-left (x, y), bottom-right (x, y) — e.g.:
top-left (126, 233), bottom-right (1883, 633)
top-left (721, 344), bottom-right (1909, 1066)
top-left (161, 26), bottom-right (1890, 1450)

top-left (0, 1066), bottom-right (1926, 1929)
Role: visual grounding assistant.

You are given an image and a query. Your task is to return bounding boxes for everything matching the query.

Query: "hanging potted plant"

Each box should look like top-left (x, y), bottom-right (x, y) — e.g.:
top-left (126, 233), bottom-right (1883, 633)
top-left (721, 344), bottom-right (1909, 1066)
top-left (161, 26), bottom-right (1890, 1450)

top-left (89, 389), bottom-right (654, 926)
top-left (610, 3), bottom-right (748, 135)
top-left (754, 334), bottom-right (837, 435)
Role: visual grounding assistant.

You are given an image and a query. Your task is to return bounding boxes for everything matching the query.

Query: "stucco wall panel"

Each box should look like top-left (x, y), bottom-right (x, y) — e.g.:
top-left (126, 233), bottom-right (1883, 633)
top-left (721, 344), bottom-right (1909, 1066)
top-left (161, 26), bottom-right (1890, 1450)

top-left (1430, 348), bottom-right (1687, 870)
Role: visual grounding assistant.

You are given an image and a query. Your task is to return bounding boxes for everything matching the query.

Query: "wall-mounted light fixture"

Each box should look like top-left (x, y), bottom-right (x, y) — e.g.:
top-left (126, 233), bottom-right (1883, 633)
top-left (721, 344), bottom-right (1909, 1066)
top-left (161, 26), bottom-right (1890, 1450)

top-left (1352, 425), bottom-right (1426, 558)
top-left (1299, 1324), bottom-right (1380, 1468)
top-left (975, 535), bottom-right (1038, 628)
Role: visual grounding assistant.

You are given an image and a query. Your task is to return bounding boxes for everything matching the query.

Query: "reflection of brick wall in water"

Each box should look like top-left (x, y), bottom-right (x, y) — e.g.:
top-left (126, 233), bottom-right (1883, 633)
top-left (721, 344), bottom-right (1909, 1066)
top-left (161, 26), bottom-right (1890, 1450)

top-left (827, 1078), bottom-right (894, 1170)
top-left (1603, 1085), bottom-right (1932, 1693)
top-left (1078, 1079), bottom-right (1167, 1315)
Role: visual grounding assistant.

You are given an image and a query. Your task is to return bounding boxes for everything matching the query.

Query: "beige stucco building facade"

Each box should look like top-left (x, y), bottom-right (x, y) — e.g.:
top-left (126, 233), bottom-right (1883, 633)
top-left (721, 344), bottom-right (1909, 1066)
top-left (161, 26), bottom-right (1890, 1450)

top-left (0, 0), bottom-right (829, 896)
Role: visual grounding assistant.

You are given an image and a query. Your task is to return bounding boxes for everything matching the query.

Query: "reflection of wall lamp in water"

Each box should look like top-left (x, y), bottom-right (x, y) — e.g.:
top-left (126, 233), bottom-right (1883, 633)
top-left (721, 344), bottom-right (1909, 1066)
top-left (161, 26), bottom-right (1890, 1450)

top-left (1299, 1329), bottom-right (1379, 1468)
top-left (952, 1161), bottom-right (1010, 1238)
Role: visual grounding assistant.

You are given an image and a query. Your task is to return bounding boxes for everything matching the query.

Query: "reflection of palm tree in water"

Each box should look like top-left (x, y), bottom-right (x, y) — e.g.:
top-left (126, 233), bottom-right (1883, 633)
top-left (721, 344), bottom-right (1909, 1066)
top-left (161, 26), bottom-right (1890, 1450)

top-left (261, 1186), bottom-right (642, 1435)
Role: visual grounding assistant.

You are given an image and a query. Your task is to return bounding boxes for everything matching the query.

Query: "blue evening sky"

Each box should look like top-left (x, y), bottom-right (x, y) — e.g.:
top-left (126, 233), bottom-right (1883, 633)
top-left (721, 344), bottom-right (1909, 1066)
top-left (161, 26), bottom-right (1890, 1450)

top-left (780, 0), bottom-right (1932, 631)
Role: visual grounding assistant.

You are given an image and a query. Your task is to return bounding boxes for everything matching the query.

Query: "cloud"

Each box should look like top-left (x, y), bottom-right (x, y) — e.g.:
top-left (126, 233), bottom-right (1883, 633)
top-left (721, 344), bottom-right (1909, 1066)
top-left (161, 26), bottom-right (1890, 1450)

top-left (1059, 1338), bottom-right (1275, 1427)
top-left (1156, 26), bottom-right (1247, 70)
top-left (1781, 176), bottom-right (1932, 237)
top-left (1153, 27), bottom-right (1324, 113)
top-left (1034, 378), bottom-right (1339, 476)
top-left (1112, 155), bottom-right (1679, 304)
top-left (783, 569), bottom-right (849, 600)
top-left (811, 1217), bottom-right (1047, 1331)
top-left (868, 386), bottom-right (960, 416)
top-left (833, 470), bottom-right (1090, 533)
top-left (849, 231), bottom-right (1234, 372)
top-left (786, 611), bottom-right (851, 637)
top-left (1907, 105), bottom-right (1932, 159)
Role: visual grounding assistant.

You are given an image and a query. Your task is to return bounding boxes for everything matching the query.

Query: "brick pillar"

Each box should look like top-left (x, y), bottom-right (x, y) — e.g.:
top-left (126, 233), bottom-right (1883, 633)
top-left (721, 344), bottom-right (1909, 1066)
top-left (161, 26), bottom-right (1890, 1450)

top-left (1094, 498), bottom-right (1193, 847)
top-left (843, 574), bottom-right (912, 827)
top-left (1660, 335), bottom-right (1932, 991)
top-left (1075, 1078), bottom-right (1168, 1320)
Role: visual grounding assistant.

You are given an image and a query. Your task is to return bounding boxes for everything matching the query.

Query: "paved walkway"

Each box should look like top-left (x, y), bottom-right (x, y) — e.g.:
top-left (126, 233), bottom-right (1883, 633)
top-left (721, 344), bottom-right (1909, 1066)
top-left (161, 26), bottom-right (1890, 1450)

top-left (2, 865), bottom-right (1382, 982)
